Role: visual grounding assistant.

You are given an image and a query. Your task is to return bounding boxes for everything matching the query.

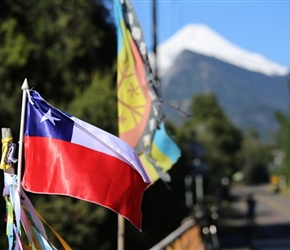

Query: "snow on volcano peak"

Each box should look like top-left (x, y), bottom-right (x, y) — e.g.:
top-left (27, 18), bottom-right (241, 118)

top-left (157, 24), bottom-right (289, 77)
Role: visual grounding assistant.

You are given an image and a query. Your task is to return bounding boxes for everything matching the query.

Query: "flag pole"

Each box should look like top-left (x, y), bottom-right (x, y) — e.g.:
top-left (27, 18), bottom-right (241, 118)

top-left (17, 78), bottom-right (29, 192)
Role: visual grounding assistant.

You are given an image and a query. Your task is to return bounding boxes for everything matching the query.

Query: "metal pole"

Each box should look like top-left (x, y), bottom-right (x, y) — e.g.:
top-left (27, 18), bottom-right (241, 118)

top-left (17, 79), bottom-right (29, 192)
top-left (152, 0), bottom-right (157, 78)
top-left (195, 175), bottom-right (204, 203)
top-left (185, 175), bottom-right (193, 210)
top-left (152, 0), bottom-right (161, 96)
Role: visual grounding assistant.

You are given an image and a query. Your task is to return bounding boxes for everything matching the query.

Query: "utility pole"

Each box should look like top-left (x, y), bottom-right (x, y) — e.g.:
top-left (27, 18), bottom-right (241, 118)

top-left (152, 0), bottom-right (160, 93)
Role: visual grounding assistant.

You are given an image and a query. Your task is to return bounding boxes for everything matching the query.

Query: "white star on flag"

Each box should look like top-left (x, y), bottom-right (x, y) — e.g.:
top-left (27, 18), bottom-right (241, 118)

top-left (40, 109), bottom-right (61, 125)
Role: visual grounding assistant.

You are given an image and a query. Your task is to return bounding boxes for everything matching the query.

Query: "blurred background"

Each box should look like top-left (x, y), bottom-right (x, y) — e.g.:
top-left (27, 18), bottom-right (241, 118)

top-left (0, 0), bottom-right (290, 249)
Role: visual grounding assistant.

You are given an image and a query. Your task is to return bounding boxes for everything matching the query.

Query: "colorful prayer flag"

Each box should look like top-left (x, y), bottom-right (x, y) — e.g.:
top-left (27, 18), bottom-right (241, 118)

top-left (114, 0), bottom-right (162, 155)
top-left (114, 0), bottom-right (181, 182)
top-left (1, 128), bottom-right (70, 249)
top-left (22, 90), bottom-right (150, 230)
top-left (139, 123), bottom-right (181, 182)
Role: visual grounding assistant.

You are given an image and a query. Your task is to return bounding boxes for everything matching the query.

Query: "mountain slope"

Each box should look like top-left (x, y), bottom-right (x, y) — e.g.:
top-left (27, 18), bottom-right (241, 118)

top-left (157, 24), bottom-right (289, 78)
top-left (161, 50), bottom-right (290, 140)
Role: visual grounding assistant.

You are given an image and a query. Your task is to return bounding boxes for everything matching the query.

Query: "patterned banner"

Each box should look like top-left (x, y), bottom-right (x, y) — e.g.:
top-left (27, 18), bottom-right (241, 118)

top-left (115, 0), bottom-right (162, 156)
top-left (115, 0), bottom-right (180, 182)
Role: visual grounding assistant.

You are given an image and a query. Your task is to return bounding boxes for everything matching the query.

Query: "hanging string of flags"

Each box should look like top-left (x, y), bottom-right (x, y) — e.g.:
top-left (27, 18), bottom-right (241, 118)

top-left (1, 127), bottom-right (72, 250)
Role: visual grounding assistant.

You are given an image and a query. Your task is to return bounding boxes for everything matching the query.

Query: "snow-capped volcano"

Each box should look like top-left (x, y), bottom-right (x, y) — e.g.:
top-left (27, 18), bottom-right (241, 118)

top-left (157, 24), bottom-right (289, 77)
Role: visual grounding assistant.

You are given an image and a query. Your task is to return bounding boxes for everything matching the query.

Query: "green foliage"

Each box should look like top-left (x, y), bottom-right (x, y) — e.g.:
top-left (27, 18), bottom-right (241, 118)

top-left (0, 0), bottom-right (116, 137)
top-left (0, 1), bottom-right (118, 249)
top-left (32, 195), bottom-right (112, 250)
top-left (0, 17), bottom-right (33, 67)
top-left (67, 72), bottom-right (117, 134)
top-left (0, 0), bottom-right (278, 249)
top-left (237, 129), bottom-right (271, 184)
top-left (179, 93), bottom-right (243, 200)
top-left (275, 108), bottom-right (290, 177)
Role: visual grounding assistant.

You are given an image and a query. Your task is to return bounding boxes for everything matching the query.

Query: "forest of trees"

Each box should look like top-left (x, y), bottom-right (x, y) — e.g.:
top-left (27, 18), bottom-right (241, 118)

top-left (0, 1), bottom-right (287, 249)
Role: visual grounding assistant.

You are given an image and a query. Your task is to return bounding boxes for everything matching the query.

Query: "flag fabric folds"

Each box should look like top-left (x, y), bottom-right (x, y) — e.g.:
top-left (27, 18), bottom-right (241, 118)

top-left (139, 123), bottom-right (181, 182)
top-left (114, 0), bottom-right (181, 182)
top-left (114, 0), bottom-right (162, 156)
top-left (22, 90), bottom-right (151, 230)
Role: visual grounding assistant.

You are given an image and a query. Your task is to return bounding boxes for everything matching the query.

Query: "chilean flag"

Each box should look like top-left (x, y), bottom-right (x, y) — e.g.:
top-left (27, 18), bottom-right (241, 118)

top-left (22, 90), bottom-right (151, 230)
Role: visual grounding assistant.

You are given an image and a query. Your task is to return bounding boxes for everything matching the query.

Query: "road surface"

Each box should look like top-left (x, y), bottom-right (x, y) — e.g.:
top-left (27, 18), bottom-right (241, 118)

top-left (219, 184), bottom-right (290, 250)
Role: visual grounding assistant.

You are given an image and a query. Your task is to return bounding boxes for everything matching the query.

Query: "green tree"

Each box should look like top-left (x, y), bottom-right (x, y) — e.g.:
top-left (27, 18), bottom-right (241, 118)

top-left (238, 128), bottom-right (271, 184)
top-left (32, 196), bottom-right (112, 250)
top-left (0, 0), bottom-right (116, 137)
top-left (180, 93), bottom-right (243, 201)
top-left (275, 109), bottom-right (290, 177)
top-left (68, 72), bottom-right (118, 134)
top-left (0, 1), bottom-right (118, 249)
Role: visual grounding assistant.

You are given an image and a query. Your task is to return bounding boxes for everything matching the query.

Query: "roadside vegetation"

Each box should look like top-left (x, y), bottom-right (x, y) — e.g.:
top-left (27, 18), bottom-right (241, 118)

top-left (0, 1), bottom-right (288, 249)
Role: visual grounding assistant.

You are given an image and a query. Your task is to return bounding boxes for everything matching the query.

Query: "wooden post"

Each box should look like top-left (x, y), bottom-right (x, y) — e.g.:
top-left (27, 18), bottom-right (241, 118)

top-left (118, 215), bottom-right (125, 250)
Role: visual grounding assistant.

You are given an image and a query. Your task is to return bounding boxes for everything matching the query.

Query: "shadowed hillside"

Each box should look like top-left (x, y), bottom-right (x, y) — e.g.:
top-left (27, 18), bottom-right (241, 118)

top-left (161, 50), bottom-right (290, 140)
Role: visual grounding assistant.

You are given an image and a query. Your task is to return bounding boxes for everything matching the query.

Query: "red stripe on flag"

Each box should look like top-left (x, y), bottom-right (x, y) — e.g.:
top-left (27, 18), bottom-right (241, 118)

top-left (22, 136), bottom-right (149, 229)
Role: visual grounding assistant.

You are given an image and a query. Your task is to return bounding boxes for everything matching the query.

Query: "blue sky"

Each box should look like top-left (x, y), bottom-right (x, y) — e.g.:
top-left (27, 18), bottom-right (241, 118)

top-left (130, 1), bottom-right (290, 69)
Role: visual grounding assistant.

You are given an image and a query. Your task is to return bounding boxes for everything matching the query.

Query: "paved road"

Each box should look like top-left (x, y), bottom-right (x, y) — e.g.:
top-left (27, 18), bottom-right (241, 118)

top-left (218, 184), bottom-right (290, 250)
